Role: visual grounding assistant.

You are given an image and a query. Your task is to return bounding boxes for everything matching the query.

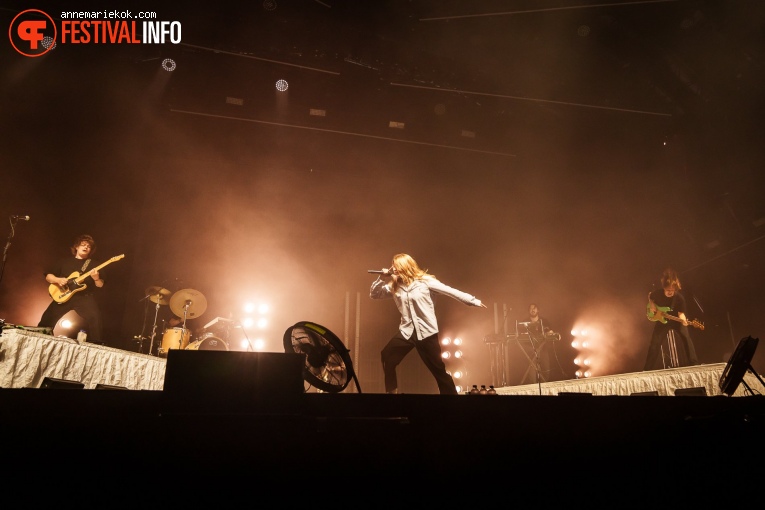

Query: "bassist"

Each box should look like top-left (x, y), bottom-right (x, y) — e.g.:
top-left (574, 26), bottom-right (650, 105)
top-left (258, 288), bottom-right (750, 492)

top-left (38, 234), bottom-right (105, 343)
top-left (643, 267), bottom-right (699, 370)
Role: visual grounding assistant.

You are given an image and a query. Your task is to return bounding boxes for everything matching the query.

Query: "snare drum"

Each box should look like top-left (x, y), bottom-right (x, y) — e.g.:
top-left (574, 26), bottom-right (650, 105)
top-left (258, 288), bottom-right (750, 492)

top-left (160, 327), bottom-right (191, 354)
top-left (186, 334), bottom-right (228, 351)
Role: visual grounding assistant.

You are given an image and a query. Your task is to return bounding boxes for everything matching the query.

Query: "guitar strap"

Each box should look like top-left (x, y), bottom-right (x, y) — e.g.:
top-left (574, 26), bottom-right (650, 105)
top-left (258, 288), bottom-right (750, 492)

top-left (81, 259), bottom-right (91, 273)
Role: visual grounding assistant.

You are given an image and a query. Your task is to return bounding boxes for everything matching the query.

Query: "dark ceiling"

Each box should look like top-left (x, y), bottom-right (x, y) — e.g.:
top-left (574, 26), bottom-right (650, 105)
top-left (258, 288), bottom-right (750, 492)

top-left (2, 1), bottom-right (764, 386)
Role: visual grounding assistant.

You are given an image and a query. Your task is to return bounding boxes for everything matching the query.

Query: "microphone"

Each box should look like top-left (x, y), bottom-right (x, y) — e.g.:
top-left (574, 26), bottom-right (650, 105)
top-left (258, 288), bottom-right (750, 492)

top-left (11, 215), bottom-right (30, 221)
top-left (368, 270), bottom-right (386, 274)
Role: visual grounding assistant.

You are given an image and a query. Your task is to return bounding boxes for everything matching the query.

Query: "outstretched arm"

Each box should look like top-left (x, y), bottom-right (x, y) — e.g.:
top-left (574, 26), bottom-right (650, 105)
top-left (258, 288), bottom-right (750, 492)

top-left (426, 278), bottom-right (486, 308)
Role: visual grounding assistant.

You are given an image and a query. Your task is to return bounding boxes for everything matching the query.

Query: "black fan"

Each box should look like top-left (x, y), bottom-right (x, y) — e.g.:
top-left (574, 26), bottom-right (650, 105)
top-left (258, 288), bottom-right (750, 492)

top-left (283, 321), bottom-right (361, 393)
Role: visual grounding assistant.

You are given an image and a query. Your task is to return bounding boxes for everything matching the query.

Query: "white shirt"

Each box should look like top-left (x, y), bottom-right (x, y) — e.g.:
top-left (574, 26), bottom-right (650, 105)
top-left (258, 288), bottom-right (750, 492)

top-left (370, 275), bottom-right (482, 340)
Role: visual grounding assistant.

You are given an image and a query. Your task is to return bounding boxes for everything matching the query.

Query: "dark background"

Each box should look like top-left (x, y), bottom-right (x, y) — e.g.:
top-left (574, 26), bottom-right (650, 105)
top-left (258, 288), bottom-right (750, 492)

top-left (1, 0), bottom-right (764, 393)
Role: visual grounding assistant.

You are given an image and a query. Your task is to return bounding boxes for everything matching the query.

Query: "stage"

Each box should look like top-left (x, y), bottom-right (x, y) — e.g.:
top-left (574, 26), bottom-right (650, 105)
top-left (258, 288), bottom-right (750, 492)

top-left (1, 328), bottom-right (764, 504)
top-left (495, 362), bottom-right (762, 397)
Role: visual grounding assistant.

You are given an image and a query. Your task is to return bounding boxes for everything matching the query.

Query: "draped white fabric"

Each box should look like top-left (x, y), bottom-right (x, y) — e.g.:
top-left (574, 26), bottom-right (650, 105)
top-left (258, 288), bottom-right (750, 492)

top-left (0, 329), bottom-right (166, 390)
top-left (495, 362), bottom-right (760, 397)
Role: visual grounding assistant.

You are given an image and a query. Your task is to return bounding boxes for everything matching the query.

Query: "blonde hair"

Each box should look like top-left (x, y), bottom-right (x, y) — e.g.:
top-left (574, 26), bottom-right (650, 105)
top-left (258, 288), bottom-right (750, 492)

top-left (660, 267), bottom-right (681, 290)
top-left (390, 253), bottom-right (433, 292)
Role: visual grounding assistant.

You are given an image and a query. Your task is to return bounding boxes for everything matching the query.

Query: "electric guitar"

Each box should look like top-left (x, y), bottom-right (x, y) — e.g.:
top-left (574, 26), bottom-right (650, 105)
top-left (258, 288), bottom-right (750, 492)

top-left (646, 302), bottom-right (705, 330)
top-left (49, 254), bottom-right (125, 303)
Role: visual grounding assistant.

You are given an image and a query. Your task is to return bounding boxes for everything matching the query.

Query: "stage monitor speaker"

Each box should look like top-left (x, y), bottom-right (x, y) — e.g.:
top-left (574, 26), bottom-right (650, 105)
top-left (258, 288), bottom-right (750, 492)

top-left (40, 377), bottom-right (84, 389)
top-left (631, 390), bottom-right (660, 396)
top-left (674, 387), bottom-right (707, 396)
top-left (719, 336), bottom-right (760, 396)
top-left (95, 384), bottom-right (128, 390)
top-left (162, 350), bottom-right (305, 415)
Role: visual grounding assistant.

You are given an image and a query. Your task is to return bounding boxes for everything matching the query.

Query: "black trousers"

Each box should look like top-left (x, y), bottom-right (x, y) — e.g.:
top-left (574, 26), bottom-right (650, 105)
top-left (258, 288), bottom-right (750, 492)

top-left (38, 294), bottom-right (103, 343)
top-left (381, 331), bottom-right (457, 395)
top-left (643, 323), bottom-right (699, 370)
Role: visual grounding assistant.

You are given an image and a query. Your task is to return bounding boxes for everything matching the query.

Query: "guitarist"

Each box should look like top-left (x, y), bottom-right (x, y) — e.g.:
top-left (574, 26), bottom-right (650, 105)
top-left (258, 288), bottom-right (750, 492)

top-left (37, 234), bottom-right (105, 344)
top-left (643, 267), bottom-right (699, 370)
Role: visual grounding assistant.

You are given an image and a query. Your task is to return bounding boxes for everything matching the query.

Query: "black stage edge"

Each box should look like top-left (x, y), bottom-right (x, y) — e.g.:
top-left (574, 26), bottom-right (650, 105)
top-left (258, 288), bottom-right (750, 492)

top-left (1, 388), bottom-right (764, 504)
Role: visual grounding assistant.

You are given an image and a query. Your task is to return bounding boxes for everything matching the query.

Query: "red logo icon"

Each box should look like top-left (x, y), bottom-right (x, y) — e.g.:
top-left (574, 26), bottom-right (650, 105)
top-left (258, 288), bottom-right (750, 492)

top-left (9, 9), bottom-right (57, 57)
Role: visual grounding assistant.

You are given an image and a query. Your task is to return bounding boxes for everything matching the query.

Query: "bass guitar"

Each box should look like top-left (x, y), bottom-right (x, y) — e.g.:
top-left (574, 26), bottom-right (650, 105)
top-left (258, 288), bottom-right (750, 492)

top-left (646, 302), bottom-right (705, 330)
top-left (49, 254), bottom-right (125, 304)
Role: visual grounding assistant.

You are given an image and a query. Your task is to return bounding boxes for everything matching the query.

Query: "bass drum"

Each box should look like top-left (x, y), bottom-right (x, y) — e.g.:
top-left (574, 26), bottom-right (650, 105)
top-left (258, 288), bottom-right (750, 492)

top-left (186, 334), bottom-right (228, 351)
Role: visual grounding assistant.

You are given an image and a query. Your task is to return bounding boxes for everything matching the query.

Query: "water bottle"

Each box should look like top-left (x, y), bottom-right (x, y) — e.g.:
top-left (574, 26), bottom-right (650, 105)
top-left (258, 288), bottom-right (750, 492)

top-left (488, 385), bottom-right (497, 395)
top-left (469, 385), bottom-right (480, 395)
top-left (479, 385), bottom-right (488, 395)
top-left (77, 329), bottom-right (87, 343)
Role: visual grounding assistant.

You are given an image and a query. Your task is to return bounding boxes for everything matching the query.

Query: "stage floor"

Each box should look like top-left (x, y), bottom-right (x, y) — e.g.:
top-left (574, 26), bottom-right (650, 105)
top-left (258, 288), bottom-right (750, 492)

top-left (2, 384), bottom-right (764, 505)
top-left (2, 331), bottom-right (764, 504)
top-left (495, 362), bottom-right (762, 396)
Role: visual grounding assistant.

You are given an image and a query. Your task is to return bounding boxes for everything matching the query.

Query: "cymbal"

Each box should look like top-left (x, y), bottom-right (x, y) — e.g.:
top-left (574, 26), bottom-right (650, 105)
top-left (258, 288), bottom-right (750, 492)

top-left (145, 286), bottom-right (171, 305)
top-left (169, 288), bottom-right (208, 319)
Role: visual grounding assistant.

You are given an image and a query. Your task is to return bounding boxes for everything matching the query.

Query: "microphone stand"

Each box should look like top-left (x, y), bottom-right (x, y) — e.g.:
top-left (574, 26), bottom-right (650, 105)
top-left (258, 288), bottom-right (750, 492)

top-left (0, 217), bottom-right (21, 287)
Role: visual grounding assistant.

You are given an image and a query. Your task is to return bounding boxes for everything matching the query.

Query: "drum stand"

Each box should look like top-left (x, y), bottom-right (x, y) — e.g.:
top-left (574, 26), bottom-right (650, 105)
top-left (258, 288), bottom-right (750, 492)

top-left (179, 300), bottom-right (192, 348)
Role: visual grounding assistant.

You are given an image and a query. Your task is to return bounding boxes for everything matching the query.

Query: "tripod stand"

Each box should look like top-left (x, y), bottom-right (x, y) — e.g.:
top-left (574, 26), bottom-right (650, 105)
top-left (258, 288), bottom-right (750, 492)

top-left (516, 320), bottom-right (547, 394)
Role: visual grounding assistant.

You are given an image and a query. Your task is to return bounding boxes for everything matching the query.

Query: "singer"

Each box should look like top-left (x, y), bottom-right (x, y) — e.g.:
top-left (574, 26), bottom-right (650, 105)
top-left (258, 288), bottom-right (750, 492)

top-left (38, 234), bottom-right (105, 344)
top-left (370, 253), bottom-right (487, 395)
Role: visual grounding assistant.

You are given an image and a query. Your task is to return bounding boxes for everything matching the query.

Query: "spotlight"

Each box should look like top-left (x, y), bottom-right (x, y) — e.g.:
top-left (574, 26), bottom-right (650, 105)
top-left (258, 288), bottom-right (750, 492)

top-left (454, 350), bottom-right (463, 359)
top-left (452, 370), bottom-right (463, 379)
top-left (441, 351), bottom-right (451, 359)
top-left (441, 337), bottom-right (451, 346)
top-left (161, 58), bottom-right (176, 71)
top-left (276, 79), bottom-right (288, 92)
top-left (453, 338), bottom-right (463, 346)
top-left (42, 36), bottom-right (56, 50)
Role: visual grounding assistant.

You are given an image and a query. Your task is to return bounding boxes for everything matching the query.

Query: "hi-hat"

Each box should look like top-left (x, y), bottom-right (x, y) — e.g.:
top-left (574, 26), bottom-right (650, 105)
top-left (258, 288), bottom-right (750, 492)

top-left (169, 288), bottom-right (208, 319)
top-left (145, 286), bottom-right (171, 305)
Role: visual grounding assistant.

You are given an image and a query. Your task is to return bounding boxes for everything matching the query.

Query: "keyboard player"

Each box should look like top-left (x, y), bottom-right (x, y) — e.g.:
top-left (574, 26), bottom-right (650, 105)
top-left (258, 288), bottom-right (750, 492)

top-left (518, 303), bottom-right (563, 383)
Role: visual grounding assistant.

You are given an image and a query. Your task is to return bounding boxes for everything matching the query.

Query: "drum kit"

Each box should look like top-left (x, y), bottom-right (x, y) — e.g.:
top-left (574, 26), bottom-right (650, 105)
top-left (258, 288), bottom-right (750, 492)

top-left (142, 285), bottom-right (228, 356)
